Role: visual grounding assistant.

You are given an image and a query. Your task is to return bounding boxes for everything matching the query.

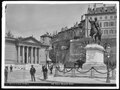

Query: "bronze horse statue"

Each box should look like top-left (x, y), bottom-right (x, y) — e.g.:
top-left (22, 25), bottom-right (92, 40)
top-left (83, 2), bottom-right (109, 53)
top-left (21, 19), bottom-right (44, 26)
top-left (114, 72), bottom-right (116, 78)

top-left (89, 18), bottom-right (102, 43)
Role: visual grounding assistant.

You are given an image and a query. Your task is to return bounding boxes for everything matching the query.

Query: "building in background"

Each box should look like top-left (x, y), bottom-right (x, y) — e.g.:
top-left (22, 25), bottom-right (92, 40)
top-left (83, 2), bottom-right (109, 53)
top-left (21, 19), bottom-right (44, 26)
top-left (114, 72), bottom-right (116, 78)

top-left (40, 32), bottom-right (52, 46)
top-left (85, 4), bottom-right (117, 38)
top-left (50, 18), bottom-right (86, 63)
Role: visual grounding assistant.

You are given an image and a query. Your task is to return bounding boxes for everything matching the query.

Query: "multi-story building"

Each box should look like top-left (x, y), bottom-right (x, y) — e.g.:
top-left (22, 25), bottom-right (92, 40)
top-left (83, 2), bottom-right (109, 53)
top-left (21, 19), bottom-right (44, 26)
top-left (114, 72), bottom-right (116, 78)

top-left (85, 4), bottom-right (117, 38)
top-left (51, 20), bottom-right (85, 44)
top-left (50, 20), bottom-right (85, 63)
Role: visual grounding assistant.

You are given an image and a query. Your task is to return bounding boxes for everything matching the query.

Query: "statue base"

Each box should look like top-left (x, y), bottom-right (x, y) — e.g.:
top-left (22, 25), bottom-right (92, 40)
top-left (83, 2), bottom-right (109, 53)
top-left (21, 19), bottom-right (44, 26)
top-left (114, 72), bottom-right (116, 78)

top-left (82, 62), bottom-right (106, 70)
top-left (83, 43), bottom-right (106, 70)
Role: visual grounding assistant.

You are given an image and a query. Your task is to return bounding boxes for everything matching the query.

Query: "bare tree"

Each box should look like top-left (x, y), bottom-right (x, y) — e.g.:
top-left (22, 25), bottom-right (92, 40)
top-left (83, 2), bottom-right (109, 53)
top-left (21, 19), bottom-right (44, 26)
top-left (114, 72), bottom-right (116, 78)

top-left (6, 31), bottom-right (14, 38)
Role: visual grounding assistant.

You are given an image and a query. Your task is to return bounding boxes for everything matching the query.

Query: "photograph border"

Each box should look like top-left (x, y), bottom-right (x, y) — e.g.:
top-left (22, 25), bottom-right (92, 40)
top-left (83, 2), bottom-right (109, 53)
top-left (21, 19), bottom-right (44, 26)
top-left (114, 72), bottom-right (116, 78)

top-left (2, 1), bottom-right (119, 89)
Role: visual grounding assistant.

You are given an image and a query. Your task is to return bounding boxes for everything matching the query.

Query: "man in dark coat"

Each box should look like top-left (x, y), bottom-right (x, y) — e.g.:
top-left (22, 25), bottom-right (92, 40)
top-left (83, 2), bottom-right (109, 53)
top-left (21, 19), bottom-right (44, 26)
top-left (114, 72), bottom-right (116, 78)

top-left (10, 65), bottom-right (13, 72)
top-left (49, 64), bottom-right (53, 74)
top-left (30, 65), bottom-right (36, 82)
top-left (5, 66), bottom-right (8, 83)
top-left (44, 65), bottom-right (48, 79)
top-left (42, 65), bottom-right (48, 80)
top-left (42, 65), bottom-right (45, 79)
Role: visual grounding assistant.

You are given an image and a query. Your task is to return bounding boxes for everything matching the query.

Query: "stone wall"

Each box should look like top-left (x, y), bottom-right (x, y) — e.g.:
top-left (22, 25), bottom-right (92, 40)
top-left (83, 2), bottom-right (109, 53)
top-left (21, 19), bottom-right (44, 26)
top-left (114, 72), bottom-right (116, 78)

top-left (5, 41), bottom-right (17, 64)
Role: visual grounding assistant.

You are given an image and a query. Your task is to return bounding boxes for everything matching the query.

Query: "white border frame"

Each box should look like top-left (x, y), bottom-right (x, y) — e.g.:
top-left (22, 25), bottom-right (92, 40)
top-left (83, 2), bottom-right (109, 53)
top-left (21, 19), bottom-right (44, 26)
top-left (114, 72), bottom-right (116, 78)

top-left (2, 1), bottom-right (119, 89)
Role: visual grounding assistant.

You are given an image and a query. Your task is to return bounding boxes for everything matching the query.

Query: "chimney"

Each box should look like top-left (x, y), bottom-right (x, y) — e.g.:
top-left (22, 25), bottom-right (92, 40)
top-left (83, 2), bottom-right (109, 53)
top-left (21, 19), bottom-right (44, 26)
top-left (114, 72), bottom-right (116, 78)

top-left (94, 3), bottom-right (96, 10)
top-left (103, 4), bottom-right (107, 11)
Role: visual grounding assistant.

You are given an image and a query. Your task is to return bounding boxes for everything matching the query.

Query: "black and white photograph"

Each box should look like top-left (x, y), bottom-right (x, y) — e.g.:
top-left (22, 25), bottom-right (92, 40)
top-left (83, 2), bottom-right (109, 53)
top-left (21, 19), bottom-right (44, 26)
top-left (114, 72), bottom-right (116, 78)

top-left (2, 1), bottom-right (119, 89)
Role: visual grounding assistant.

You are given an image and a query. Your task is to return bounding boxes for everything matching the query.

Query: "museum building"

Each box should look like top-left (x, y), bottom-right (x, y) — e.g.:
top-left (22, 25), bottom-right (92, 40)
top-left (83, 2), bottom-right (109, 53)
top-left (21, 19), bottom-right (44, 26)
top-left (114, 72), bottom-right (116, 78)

top-left (5, 35), bottom-right (50, 65)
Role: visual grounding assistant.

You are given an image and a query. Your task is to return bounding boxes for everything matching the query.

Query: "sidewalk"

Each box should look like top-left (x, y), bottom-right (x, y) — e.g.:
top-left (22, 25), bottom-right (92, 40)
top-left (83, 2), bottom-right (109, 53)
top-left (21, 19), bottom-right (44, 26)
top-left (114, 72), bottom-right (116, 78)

top-left (39, 74), bottom-right (116, 84)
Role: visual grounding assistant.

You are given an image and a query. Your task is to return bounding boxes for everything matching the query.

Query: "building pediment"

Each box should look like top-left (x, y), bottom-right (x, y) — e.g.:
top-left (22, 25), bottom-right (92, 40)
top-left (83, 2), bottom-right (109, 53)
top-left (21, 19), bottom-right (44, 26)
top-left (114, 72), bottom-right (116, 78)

top-left (19, 36), bottom-right (42, 45)
top-left (23, 39), bottom-right (38, 44)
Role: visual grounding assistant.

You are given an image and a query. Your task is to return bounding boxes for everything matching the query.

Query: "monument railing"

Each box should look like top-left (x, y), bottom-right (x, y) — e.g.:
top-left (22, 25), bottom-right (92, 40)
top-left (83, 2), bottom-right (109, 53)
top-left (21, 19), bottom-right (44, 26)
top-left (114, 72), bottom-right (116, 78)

top-left (92, 67), bottom-right (112, 74)
top-left (76, 67), bottom-right (112, 74)
top-left (56, 66), bottom-right (73, 73)
top-left (76, 67), bottom-right (92, 73)
top-left (55, 66), bottom-right (112, 75)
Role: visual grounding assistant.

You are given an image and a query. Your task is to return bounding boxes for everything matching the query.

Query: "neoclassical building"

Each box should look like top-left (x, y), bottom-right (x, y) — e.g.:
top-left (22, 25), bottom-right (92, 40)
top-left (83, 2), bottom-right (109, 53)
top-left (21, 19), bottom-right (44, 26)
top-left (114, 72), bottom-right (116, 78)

top-left (5, 36), bottom-right (49, 65)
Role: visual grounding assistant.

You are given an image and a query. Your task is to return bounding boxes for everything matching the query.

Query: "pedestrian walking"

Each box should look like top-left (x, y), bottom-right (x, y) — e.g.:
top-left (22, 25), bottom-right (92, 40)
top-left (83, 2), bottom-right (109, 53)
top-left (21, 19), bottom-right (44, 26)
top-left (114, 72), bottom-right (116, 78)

top-left (10, 65), bottom-right (13, 72)
top-left (49, 64), bottom-right (53, 74)
top-left (30, 65), bottom-right (36, 82)
top-left (44, 65), bottom-right (48, 79)
top-left (5, 66), bottom-right (8, 83)
top-left (42, 65), bottom-right (45, 79)
top-left (42, 65), bottom-right (48, 80)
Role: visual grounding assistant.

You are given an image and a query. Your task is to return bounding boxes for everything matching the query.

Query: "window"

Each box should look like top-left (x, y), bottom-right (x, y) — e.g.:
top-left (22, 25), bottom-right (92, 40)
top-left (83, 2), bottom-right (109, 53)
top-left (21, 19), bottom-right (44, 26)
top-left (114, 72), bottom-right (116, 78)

top-left (114, 15), bottom-right (117, 19)
top-left (115, 22), bottom-right (116, 26)
top-left (104, 30), bottom-right (108, 34)
top-left (101, 30), bottom-right (103, 34)
top-left (110, 16), bottom-right (113, 19)
top-left (109, 29), bottom-right (114, 34)
top-left (105, 16), bottom-right (107, 19)
top-left (89, 17), bottom-right (92, 20)
top-left (104, 22), bottom-right (109, 27)
top-left (94, 17), bottom-right (97, 20)
top-left (109, 30), bottom-right (116, 34)
top-left (109, 22), bottom-right (114, 26)
top-left (99, 22), bottom-right (102, 27)
top-left (100, 17), bottom-right (102, 19)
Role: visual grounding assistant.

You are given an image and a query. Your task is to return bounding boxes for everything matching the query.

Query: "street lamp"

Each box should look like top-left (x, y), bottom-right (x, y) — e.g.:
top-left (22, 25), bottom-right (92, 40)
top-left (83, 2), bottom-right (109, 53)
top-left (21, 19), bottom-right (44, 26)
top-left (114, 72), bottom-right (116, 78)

top-left (54, 51), bottom-right (58, 77)
top-left (106, 44), bottom-right (111, 83)
top-left (45, 46), bottom-right (52, 67)
top-left (45, 48), bottom-right (48, 66)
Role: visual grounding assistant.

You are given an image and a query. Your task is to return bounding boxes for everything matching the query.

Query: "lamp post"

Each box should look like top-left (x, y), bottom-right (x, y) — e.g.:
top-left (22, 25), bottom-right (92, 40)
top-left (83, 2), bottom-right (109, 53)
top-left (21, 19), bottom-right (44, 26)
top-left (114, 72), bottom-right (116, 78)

top-left (45, 48), bottom-right (48, 66)
top-left (106, 45), bottom-right (111, 83)
top-left (54, 51), bottom-right (58, 77)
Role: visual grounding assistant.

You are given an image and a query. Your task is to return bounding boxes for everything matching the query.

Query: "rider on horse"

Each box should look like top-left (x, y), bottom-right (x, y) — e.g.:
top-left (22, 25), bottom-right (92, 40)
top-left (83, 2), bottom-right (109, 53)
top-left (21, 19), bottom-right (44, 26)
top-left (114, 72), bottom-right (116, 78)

top-left (89, 17), bottom-right (102, 43)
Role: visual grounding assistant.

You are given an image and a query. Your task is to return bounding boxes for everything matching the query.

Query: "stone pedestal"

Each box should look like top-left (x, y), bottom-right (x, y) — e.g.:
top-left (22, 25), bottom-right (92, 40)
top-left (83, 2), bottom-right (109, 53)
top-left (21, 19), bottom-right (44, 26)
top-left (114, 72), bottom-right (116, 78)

top-left (83, 44), bottom-right (106, 70)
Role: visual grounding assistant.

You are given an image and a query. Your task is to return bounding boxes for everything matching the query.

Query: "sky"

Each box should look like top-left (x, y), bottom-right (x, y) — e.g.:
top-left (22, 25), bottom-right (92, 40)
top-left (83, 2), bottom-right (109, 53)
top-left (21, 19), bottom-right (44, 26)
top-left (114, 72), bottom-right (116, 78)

top-left (5, 3), bottom-right (112, 40)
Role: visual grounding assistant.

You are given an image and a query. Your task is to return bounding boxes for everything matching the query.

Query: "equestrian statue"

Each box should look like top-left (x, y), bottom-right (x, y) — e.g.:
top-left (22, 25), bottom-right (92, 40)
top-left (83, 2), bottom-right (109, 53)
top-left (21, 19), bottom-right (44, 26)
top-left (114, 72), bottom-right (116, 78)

top-left (89, 17), bottom-right (102, 44)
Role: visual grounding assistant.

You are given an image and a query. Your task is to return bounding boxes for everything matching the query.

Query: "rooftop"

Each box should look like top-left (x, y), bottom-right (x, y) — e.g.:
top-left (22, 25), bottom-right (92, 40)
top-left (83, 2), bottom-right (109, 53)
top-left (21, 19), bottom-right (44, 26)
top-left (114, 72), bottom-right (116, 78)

top-left (87, 5), bottom-right (116, 15)
top-left (40, 33), bottom-right (52, 38)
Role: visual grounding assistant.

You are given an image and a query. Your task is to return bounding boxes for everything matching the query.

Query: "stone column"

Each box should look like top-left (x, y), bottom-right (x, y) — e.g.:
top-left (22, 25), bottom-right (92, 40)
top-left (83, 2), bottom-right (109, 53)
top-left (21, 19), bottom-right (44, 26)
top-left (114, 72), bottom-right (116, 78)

top-left (90, 68), bottom-right (95, 78)
top-left (26, 47), bottom-right (28, 64)
top-left (31, 47), bottom-right (33, 64)
top-left (22, 46), bottom-right (25, 64)
top-left (35, 47), bottom-right (37, 64)
top-left (71, 68), bottom-right (75, 77)
top-left (17, 46), bottom-right (20, 64)
top-left (37, 48), bottom-right (39, 64)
